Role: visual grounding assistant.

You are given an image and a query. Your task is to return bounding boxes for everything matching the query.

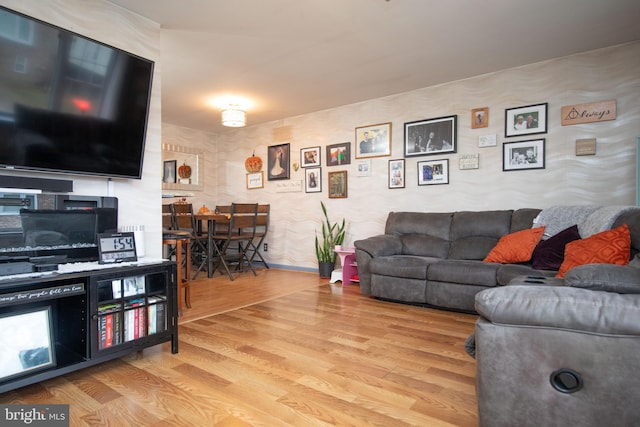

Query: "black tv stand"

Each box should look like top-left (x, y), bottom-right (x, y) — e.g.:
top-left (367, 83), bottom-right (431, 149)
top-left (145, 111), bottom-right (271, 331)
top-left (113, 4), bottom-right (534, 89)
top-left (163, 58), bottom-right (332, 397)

top-left (0, 260), bottom-right (177, 394)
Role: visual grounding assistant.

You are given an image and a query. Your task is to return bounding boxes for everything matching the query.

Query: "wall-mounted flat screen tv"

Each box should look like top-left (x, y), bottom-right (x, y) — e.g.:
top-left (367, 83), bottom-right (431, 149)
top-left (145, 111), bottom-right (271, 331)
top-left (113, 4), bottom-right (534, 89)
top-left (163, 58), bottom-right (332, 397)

top-left (0, 6), bottom-right (154, 179)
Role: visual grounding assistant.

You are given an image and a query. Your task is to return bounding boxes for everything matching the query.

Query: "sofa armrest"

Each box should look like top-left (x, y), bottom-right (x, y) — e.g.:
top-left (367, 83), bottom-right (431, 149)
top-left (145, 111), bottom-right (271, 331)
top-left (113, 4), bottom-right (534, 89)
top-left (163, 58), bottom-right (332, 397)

top-left (564, 264), bottom-right (640, 294)
top-left (354, 235), bottom-right (402, 295)
top-left (354, 234), bottom-right (402, 257)
top-left (475, 285), bottom-right (640, 335)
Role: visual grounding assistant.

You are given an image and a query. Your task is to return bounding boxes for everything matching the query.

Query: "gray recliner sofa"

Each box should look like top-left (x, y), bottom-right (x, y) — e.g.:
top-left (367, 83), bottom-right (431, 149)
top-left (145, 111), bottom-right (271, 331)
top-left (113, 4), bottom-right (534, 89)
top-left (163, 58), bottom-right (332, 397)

top-left (473, 262), bottom-right (640, 426)
top-left (354, 207), bottom-right (640, 313)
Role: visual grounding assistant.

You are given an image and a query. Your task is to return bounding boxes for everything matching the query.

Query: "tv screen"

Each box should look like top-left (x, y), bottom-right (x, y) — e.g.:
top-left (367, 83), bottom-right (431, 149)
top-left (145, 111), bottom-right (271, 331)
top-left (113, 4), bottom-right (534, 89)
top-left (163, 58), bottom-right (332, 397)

top-left (0, 6), bottom-right (154, 179)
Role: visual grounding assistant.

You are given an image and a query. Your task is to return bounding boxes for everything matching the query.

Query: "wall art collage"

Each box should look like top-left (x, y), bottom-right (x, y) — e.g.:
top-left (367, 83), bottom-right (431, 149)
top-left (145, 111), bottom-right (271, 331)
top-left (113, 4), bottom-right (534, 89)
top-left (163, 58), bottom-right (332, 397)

top-left (256, 98), bottom-right (615, 194)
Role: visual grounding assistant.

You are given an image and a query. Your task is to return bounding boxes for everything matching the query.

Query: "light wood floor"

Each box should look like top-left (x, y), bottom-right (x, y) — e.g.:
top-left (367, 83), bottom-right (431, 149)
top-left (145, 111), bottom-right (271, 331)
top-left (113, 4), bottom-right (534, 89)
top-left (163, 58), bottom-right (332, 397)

top-left (179, 267), bottom-right (330, 323)
top-left (0, 267), bottom-right (479, 426)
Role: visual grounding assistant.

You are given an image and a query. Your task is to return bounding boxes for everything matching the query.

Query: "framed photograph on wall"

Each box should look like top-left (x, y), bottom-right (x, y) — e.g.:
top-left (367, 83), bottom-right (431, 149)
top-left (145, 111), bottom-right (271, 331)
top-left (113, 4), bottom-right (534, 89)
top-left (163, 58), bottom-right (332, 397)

top-left (0, 306), bottom-right (55, 381)
top-left (355, 159), bottom-right (372, 177)
top-left (355, 122), bottom-right (392, 158)
top-left (305, 167), bottom-right (322, 193)
top-left (163, 160), bottom-right (176, 183)
top-left (417, 159), bottom-right (449, 185)
top-left (300, 146), bottom-right (321, 167)
top-left (267, 143), bottom-right (290, 180)
top-left (404, 115), bottom-right (457, 157)
top-left (388, 159), bottom-right (405, 189)
top-left (505, 103), bottom-right (548, 137)
top-left (503, 139), bottom-right (545, 171)
top-left (328, 170), bottom-right (348, 198)
top-left (246, 171), bottom-right (264, 189)
top-left (326, 143), bottom-right (351, 166)
top-left (471, 107), bottom-right (489, 129)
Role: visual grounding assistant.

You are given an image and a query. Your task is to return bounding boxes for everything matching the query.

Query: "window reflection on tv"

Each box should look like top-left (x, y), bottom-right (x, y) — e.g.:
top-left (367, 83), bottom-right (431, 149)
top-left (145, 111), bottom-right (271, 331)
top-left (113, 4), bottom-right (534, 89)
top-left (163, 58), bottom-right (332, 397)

top-left (0, 6), bottom-right (154, 179)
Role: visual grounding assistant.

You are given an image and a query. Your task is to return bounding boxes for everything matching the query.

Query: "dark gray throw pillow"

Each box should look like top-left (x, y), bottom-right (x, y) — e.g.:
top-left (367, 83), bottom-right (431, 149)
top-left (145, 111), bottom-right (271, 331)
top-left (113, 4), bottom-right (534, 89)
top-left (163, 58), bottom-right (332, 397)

top-left (532, 224), bottom-right (581, 270)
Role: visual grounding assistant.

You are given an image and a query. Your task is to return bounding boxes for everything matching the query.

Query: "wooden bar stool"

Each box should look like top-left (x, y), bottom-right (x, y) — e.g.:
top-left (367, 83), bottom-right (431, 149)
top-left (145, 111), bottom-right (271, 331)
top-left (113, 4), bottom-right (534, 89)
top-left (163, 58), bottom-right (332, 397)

top-left (162, 230), bottom-right (192, 315)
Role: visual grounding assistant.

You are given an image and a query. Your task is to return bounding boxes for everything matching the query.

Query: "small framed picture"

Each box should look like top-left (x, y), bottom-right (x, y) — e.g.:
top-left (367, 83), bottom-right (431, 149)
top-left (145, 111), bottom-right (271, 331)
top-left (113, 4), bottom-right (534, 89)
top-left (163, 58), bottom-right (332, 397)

top-left (328, 170), bottom-right (348, 198)
top-left (503, 139), bottom-right (545, 171)
top-left (300, 146), bottom-right (321, 167)
top-left (471, 107), bottom-right (489, 129)
top-left (459, 153), bottom-right (479, 170)
top-left (267, 143), bottom-right (290, 180)
top-left (355, 159), bottom-right (372, 177)
top-left (505, 103), bottom-right (547, 137)
top-left (404, 115), bottom-right (457, 157)
top-left (0, 306), bottom-right (55, 381)
top-left (355, 122), bottom-right (392, 158)
top-left (246, 171), bottom-right (264, 189)
top-left (163, 160), bottom-right (177, 183)
top-left (388, 159), bottom-right (405, 189)
top-left (417, 159), bottom-right (449, 185)
top-left (326, 142), bottom-right (351, 166)
top-left (305, 167), bottom-right (322, 193)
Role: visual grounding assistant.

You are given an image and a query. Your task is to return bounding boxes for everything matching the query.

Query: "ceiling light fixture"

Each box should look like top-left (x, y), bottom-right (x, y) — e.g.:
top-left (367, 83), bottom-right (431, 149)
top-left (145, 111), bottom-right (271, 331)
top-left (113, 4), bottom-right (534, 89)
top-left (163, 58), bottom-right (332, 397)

top-left (221, 106), bottom-right (246, 127)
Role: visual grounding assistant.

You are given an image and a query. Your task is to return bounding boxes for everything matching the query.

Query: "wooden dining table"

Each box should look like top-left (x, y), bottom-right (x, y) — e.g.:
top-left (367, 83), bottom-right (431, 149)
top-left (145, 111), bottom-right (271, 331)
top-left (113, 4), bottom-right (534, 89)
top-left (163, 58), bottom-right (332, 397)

top-left (194, 212), bottom-right (230, 278)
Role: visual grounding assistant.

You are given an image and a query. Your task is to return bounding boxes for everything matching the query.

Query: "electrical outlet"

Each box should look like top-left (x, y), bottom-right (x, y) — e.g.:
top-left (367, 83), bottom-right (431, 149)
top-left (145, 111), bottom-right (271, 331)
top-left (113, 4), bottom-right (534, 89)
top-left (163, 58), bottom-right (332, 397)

top-left (263, 243), bottom-right (268, 251)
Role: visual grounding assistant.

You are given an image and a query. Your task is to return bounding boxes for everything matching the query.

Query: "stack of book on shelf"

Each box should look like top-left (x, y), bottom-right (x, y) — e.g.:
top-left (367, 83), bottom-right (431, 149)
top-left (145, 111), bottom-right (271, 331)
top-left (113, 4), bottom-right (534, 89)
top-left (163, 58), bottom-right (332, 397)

top-left (98, 303), bottom-right (122, 350)
top-left (97, 296), bottom-right (167, 350)
top-left (124, 298), bottom-right (146, 342)
top-left (97, 272), bottom-right (169, 350)
top-left (147, 295), bottom-right (167, 334)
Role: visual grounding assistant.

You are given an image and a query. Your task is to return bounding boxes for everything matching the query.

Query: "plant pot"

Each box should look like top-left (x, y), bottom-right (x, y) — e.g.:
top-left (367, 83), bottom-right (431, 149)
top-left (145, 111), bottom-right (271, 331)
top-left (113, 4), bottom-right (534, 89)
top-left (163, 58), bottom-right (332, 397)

top-left (318, 261), bottom-right (334, 278)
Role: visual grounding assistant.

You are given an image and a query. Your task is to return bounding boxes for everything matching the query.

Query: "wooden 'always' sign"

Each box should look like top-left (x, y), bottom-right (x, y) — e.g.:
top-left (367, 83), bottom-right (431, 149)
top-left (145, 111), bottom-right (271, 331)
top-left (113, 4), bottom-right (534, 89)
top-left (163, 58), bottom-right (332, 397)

top-left (561, 99), bottom-right (616, 126)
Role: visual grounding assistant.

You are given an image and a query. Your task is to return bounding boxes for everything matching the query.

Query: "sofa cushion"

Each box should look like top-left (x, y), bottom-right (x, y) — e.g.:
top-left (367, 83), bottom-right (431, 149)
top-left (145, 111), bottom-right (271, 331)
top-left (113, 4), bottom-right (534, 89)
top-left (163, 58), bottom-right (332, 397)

top-left (531, 225), bottom-right (581, 270)
top-left (483, 227), bottom-right (545, 263)
top-left (370, 255), bottom-right (435, 280)
top-left (557, 224), bottom-right (631, 278)
top-left (371, 276), bottom-right (427, 303)
top-left (448, 210), bottom-right (513, 259)
top-left (613, 210), bottom-right (640, 257)
top-left (385, 211), bottom-right (452, 239)
top-left (426, 281), bottom-right (485, 312)
top-left (428, 259), bottom-right (500, 286)
top-left (400, 234), bottom-right (450, 258)
top-left (510, 208), bottom-right (541, 233)
top-left (448, 236), bottom-right (501, 261)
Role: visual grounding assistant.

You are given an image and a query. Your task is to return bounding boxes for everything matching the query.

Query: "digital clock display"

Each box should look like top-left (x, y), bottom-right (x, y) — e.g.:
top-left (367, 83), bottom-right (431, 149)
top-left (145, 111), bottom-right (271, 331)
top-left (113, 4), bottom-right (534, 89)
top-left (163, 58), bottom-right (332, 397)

top-left (97, 232), bottom-right (138, 264)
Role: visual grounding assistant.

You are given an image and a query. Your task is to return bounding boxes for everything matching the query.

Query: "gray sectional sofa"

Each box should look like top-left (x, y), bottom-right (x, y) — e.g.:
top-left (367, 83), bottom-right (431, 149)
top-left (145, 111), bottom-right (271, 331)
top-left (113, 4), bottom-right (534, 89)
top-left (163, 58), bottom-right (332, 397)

top-left (354, 207), bottom-right (640, 313)
top-left (356, 206), bottom-right (640, 426)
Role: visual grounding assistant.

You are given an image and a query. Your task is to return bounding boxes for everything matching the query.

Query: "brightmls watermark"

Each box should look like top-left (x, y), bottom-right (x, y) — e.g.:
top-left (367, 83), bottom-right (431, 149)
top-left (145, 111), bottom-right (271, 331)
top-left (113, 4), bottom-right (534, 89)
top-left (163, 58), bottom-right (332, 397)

top-left (0, 405), bottom-right (69, 426)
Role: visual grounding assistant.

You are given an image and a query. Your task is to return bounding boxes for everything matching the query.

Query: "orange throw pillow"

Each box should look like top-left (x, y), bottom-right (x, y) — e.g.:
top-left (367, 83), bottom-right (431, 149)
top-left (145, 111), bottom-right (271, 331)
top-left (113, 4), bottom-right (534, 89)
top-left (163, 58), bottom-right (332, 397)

top-left (556, 224), bottom-right (631, 278)
top-left (484, 227), bottom-right (545, 263)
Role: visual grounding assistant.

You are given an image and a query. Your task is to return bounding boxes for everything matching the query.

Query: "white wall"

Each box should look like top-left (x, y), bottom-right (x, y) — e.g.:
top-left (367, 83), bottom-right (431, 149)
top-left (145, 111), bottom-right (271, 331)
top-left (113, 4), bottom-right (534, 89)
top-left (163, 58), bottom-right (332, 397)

top-left (179, 41), bottom-right (640, 271)
top-left (162, 124), bottom-right (218, 207)
top-left (2, 0), bottom-right (164, 258)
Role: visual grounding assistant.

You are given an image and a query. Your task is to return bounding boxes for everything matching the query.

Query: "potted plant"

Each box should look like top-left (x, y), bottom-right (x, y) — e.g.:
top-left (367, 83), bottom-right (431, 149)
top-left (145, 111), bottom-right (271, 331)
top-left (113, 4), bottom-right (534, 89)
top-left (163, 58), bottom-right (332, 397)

top-left (315, 201), bottom-right (346, 278)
